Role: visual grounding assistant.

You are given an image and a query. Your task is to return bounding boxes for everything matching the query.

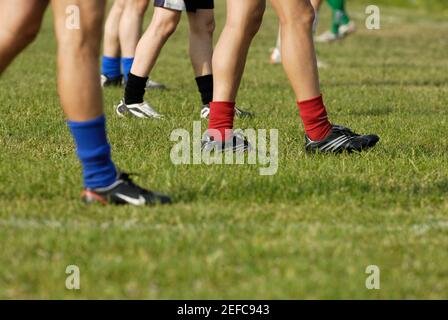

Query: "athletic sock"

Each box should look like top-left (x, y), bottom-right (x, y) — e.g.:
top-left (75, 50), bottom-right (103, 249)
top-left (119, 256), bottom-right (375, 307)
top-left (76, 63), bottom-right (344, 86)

top-left (297, 95), bottom-right (333, 141)
top-left (101, 56), bottom-right (122, 80)
top-left (124, 73), bottom-right (148, 105)
top-left (67, 115), bottom-right (117, 189)
top-left (208, 101), bottom-right (235, 142)
top-left (121, 57), bottom-right (134, 84)
top-left (327, 0), bottom-right (350, 34)
top-left (195, 74), bottom-right (214, 105)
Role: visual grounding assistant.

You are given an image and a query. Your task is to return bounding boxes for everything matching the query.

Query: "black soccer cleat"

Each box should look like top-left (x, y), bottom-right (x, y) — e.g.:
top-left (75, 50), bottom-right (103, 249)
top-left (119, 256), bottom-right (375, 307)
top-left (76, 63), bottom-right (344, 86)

top-left (201, 130), bottom-right (251, 153)
top-left (101, 74), bottom-right (123, 88)
top-left (305, 125), bottom-right (379, 153)
top-left (81, 171), bottom-right (171, 206)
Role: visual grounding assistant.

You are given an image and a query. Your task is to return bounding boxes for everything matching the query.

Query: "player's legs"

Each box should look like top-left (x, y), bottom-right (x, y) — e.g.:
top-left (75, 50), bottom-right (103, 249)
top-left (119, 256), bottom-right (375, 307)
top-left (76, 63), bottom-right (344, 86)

top-left (271, 0), bottom-right (323, 65)
top-left (52, 0), bottom-right (106, 121)
top-left (120, 0), bottom-right (149, 58)
top-left (271, 0), bottom-right (320, 101)
top-left (206, 0), bottom-right (379, 153)
top-left (187, 9), bottom-right (214, 77)
top-left (327, 0), bottom-right (350, 34)
top-left (119, 0), bottom-right (150, 83)
top-left (120, 5), bottom-right (181, 118)
top-left (205, 0), bottom-right (264, 143)
top-left (102, 0), bottom-right (125, 85)
top-left (51, 0), bottom-right (170, 204)
top-left (316, 0), bottom-right (355, 42)
top-left (187, 8), bottom-right (215, 109)
top-left (0, 0), bottom-right (49, 73)
top-left (104, 0), bottom-right (125, 58)
top-left (212, 0), bottom-right (265, 103)
top-left (130, 7), bottom-right (180, 79)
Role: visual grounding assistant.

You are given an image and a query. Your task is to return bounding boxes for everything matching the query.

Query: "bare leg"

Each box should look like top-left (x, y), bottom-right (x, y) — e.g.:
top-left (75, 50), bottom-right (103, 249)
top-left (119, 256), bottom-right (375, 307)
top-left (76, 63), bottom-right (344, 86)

top-left (187, 9), bottom-right (215, 77)
top-left (51, 0), bottom-right (106, 121)
top-left (273, 0), bottom-right (322, 61)
top-left (271, 0), bottom-right (320, 101)
top-left (212, 0), bottom-right (265, 102)
top-left (130, 7), bottom-right (180, 77)
top-left (0, 0), bottom-right (49, 73)
top-left (103, 0), bottom-right (124, 58)
top-left (119, 0), bottom-right (149, 58)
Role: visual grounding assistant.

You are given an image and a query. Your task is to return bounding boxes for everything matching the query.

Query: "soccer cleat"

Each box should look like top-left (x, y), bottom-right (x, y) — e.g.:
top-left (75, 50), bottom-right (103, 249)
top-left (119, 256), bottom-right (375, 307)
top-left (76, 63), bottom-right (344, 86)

top-left (315, 31), bottom-right (340, 43)
top-left (81, 172), bottom-right (172, 206)
top-left (200, 104), bottom-right (254, 120)
top-left (339, 21), bottom-right (356, 37)
top-left (200, 105), bottom-right (211, 119)
top-left (235, 106), bottom-right (254, 118)
top-left (305, 125), bottom-right (380, 153)
top-left (270, 47), bottom-right (282, 65)
top-left (101, 74), bottom-right (123, 87)
top-left (116, 99), bottom-right (163, 119)
top-left (201, 130), bottom-right (251, 153)
top-left (270, 48), bottom-right (326, 69)
top-left (146, 79), bottom-right (166, 90)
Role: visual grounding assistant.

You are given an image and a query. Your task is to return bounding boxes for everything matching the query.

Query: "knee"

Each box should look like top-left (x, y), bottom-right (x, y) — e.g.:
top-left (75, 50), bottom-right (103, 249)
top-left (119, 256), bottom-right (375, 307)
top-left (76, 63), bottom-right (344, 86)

top-left (130, 0), bottom-right (149, 16)
top-left (190, 15), bottom-right (215, 37)
top-left (58, 12), bottom-right (103, 56)
top-left (278, 3), bottom-right (315, 30)
top-left (114, 0), bottom-right (126, 13)
top-left (242, 7), bottom-right (264, 38)
top-left (20, 22), bottom-right (41, 45)
top-left (227, 4), bottom-right (264, 39)
top-left (151, 16), bottom-right (179, 40)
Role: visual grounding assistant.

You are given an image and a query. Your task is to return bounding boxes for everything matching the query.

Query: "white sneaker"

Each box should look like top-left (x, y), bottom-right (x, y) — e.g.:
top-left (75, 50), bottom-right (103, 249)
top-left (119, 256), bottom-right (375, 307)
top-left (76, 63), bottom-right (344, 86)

top-left (317, 59), bottom-right (327, 69)
top-left (270, 47), bottom-right (282, 65)
top-left (146, 79), bottom-right (166, 90)
top-left (339, 21), bottom-right (356, 37)
top-left (315, 31), bottom-right (340, 43)
top-left (200, 104), bottom-right (254, 120)
top-left (116, 99), bottom-right (163, 119)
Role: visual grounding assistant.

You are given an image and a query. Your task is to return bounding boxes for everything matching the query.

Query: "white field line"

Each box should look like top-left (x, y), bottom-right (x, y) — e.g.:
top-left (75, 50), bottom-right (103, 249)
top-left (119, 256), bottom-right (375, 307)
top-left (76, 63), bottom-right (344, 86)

top-left (1, 218), bottom-right (448, 235)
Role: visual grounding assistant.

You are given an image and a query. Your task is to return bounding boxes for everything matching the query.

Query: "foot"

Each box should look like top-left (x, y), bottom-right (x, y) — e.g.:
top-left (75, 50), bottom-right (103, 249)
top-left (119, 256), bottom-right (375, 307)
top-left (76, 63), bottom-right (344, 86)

top-left (116, 99), bottom-right (164, 119)
top-left (270, 48), bottom-right (326, 69)
top-left (101, 74), bottom-right (123, 88)
top-left (146, 79), bottom-right (166, 90)
top-left (201, 130), bottom-right (251, 153)
top-left (339, 21), bottom-right (356, 37)
top-left (81, 171), bottom-right (171, 206)
top-left (200, 104), bottom-right (254, 119)
top-left (317, 59), bottom-right (327, 69)
top-left (270, 47), bottom-right (282, 65)
top-left (315, 31), bottom-right (340, 43)
top-left (305, 125), bottom-right (380, 153)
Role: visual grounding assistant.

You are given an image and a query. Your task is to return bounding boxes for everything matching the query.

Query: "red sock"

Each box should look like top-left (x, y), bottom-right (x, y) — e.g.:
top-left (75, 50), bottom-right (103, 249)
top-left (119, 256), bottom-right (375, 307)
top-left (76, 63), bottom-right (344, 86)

top-left (208, 101), bottom-right (235, 141)
top-left (297, 95), bottom-right (332, 141)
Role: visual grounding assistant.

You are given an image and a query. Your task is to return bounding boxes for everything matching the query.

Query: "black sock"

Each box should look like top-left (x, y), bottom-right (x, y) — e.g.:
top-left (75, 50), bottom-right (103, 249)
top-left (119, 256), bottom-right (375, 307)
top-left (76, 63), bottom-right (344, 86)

top-left (125, 73), bottom-right (148, 105)
top-left (195, 74), bottom-right (214, 105)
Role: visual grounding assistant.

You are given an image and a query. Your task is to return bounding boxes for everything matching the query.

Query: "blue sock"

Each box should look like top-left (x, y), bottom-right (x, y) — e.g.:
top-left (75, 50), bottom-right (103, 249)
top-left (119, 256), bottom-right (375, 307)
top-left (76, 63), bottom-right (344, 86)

top-left (101, 56), bottom-right (122, 80)
top-left (67, 115), bottom-right (117, 189)
top-left (121, 57), bottom-right (134, 83)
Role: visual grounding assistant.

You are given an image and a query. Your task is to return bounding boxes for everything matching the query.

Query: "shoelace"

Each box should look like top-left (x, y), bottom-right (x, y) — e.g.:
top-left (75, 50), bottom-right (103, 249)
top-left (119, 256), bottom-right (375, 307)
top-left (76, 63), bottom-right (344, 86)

top-left (334, 126), bottom-right (359, 138)
top-left (119, 172), bottom-right (149, 194)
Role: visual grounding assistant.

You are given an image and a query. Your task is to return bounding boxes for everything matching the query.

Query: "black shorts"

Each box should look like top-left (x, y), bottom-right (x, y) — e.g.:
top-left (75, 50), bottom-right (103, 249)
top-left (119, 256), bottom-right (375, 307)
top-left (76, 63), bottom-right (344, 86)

top-left (154, 0), bottom-right (214, 12)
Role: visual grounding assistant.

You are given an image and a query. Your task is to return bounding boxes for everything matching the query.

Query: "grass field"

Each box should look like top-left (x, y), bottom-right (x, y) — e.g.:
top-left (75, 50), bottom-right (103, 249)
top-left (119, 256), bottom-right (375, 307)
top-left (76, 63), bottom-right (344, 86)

top-left (0, 2), bottom-right (447, 299)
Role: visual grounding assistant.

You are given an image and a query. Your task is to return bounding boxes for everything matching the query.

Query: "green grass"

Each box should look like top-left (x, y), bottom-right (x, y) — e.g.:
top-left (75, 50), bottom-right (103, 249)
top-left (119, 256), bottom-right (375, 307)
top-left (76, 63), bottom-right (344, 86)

top-left (1, 2), bottom-right (447, 299)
